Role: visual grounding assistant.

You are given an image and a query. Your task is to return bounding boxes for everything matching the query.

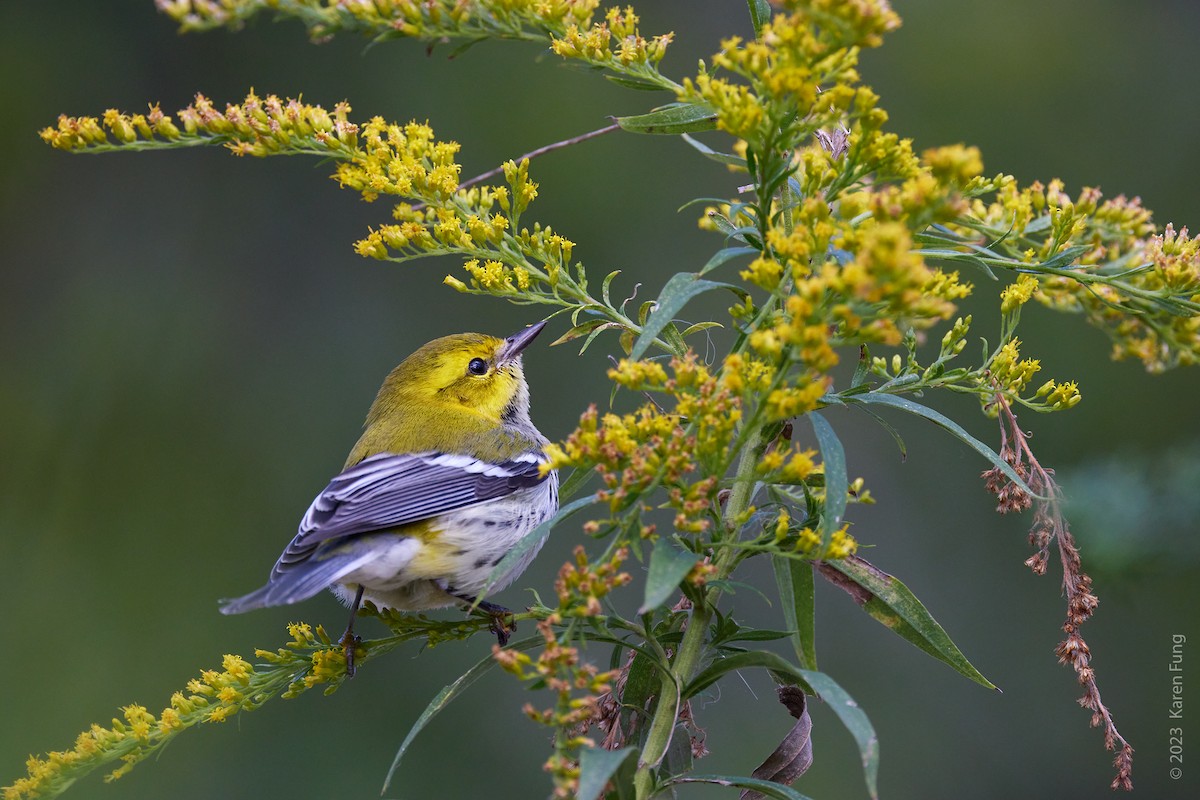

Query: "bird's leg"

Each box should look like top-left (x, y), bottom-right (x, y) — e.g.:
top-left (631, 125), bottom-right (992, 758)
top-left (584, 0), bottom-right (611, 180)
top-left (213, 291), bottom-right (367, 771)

top-left (448, 589), bottom-right (515, 646)
top-left (339, 584), bottom-right (366, 678)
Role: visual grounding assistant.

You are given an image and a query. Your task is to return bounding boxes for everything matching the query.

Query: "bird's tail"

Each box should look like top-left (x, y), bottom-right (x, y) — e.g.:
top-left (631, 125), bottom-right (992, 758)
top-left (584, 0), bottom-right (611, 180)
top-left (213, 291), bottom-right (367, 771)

top-left (219, 552), bottom-right (372, 614)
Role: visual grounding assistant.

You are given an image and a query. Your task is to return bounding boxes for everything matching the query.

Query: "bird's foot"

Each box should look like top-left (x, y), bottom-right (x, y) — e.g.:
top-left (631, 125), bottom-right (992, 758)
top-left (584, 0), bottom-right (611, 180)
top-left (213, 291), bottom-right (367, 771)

top-left (449, 589), bottom-right (516, 646)
top-left (339, 628), bottom-right (363, 678)
top-left (487, 610), bottom-right (516, 647)
top-left (337, 585), bottom-right (367, 678)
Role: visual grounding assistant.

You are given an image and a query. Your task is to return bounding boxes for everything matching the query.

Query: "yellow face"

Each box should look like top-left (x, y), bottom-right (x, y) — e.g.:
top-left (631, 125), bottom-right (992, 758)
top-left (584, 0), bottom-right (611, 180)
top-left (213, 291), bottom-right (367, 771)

top-left (395, 333), bottom-right (526, 422)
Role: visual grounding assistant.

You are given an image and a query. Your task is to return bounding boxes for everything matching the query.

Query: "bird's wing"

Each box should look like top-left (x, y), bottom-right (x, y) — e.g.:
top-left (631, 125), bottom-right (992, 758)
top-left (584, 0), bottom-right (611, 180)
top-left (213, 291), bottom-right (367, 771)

top-left (271, 451), bottom-right (549, 577)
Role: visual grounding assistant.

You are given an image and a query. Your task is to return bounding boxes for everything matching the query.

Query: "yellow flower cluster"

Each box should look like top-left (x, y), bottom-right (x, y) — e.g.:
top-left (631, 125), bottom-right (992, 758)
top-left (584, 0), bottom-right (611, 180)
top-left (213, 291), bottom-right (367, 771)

top-left (332, 117), bottom-right (460, 201)
top-left (553, 545), bottom-right (633, 616)
top-left (832, 222), bottom-right (972, 343)
top-left (159, 0), bottom-right (605, 44)
top-left (990, 338), bottom-right (1041, 396)
top-left (771, 508), bottom-right (858, 559)
top-left (492, 615), bottom-right (617, 799)
top-left (1034, 379), bottom-right (1082, 410)
top-left (3, 654), bottom-right (256, 799)
top-left (547, 356), bottom-right (742, 526)
top-left (1000, 274), bottom-right (1040, 314)
top-left (551, 5), bottom-right (673, 67)
top-left (678, 2), bottom-right (896, 141)
top-left (42, 91), bottom-right (368, 162)
top-left (955, 177), bottom-right (1200, 370)
top-left (757, 444), bottom-right (818, 485)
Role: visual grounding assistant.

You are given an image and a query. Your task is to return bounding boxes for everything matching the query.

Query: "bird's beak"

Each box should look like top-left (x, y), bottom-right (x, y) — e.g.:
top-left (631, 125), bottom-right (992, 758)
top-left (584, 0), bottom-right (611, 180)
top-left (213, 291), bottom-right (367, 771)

top-left (497, 321), bottom-right (547, 364)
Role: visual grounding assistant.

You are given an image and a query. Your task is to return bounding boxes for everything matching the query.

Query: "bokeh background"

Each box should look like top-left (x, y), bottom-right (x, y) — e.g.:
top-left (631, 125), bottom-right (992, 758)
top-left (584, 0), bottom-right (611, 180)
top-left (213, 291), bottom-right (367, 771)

top-left (2, 1), bottom-right (1199, 798)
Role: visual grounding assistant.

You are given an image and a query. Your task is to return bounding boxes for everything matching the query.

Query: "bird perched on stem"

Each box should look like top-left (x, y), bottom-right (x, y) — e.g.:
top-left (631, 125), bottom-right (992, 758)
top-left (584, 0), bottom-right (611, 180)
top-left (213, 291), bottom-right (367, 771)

top-left (221, 322), bottom-right (558, 674)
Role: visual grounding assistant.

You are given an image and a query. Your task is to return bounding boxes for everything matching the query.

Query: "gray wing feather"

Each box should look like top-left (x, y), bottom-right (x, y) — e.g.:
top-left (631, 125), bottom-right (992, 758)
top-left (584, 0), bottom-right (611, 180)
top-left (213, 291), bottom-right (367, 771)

top-left (220, 451), bottom-right (549, 613)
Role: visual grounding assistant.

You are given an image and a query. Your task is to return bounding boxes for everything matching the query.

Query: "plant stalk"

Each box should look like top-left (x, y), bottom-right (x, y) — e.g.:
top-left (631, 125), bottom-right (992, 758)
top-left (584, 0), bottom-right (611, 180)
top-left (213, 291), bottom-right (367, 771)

top-left (631, 424), bottom-right (768, 799)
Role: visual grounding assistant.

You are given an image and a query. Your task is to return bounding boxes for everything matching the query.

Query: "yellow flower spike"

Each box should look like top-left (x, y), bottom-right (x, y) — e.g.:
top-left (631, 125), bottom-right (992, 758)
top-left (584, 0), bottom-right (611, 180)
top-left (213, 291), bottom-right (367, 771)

top-left (1000, 274), bottom-right (1040, 314)
top-left (740, 256), bottom-right (784, 290)
top-left (773, 508), bottom-right (791, 542)
top-left (1048, 380), bottom-right (1082, 408)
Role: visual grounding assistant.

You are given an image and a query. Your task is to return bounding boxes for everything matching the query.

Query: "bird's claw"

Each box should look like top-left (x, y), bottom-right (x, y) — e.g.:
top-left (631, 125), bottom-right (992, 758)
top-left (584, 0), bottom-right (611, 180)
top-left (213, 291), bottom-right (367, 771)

top-left (339, 629), bottom-right (363, 678)
top-left (488, 612), bottom-right (516, 647)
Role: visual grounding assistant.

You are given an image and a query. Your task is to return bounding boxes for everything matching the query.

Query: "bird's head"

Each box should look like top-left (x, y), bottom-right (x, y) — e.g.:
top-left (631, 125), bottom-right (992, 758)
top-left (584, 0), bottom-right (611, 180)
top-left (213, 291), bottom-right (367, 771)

top-left (373, 321), bottom-right (546, 426)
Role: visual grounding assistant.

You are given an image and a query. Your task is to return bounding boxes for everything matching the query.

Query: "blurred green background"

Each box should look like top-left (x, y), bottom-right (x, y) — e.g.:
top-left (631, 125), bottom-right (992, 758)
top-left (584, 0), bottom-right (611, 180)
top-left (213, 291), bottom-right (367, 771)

top-left (2, 1), bottom-right (1198, 798)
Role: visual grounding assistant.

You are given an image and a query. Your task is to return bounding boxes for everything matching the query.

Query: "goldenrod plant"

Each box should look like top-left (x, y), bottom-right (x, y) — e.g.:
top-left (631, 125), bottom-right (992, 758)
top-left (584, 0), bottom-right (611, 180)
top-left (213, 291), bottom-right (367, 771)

top-left (11, 1), bottom-right (1200, 798)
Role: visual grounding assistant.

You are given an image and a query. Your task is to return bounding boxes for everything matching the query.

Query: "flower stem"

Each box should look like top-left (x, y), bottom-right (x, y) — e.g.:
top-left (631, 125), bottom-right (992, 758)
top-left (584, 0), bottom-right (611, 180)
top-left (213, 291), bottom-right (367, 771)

top-left (631, 423), bottom-right (767, 799)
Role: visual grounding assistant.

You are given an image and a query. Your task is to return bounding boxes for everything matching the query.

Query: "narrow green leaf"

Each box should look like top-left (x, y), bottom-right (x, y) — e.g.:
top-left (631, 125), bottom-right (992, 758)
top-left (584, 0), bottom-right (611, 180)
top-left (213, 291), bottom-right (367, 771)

top-left (853, 404), bottom-right (907, 461)
top-left (601, 269), bottom-right (622, 306)
top-left (577, 746), bottom-right (637, 800)
top-left (1038, 243), bottom-right (1090, 270)
top-left (701, 245), bottom-right (758, 275)
top-left (722, 628), bottom-right (793, 643)
top-left (772, 556), bottom-right (817, 669)
top-left (808, 411), bottom-right (848, 550)
top-left (478, 493), bottom-right (598, 601)
top-left (618, 649), bottom-right (659, 741)
top-left (819, 556), bottom-right (997, 689)
top-left (550, 318), bottom-right (609, 346)
top-left (796, 670), bottom-right (879, 800)
top-left (629, 272), bottom-right (739, 360)
top-left (616, 102), bottom-right (718, 135)
top-left (850, 345), bottom-right (872, 388)
top-left (639, 538), bottom-right (700, 614)
top-left (683, 651), bottom-right (815, 700)
top-left (671, 775), bottom-right (814, 800)
top-left (746, 0), bottom-right (773, 32)
top-left (381, 635), bottom-right (541, 792)
top-left (605, 73), bottom-right (668, 91)
top-left (680, 133), bottom-right (747, 168)
top-left (680, 321), bottom-right (724, 337)
top-left (681, 652), bottom-right (877, 800)
top-left (557, 467), bottom-right (593, 502)
top-left (850, 392), bottom-right (1032, 494)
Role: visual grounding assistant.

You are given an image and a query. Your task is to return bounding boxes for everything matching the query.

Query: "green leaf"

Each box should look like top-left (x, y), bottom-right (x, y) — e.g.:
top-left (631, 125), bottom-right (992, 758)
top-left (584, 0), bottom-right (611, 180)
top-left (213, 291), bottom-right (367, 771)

top-left (700, 245), bottom-right (758, 275)
top-left (557, 467), bottom-right (593, 502)
top-left (680, 321), bottom-right (724, 337)
top-left (616, 102), bottom-right (718, 134)
top-left (680, 133), bottom-right (748, 168)
top-left (818, 556), bottom-right (998, 690)
top-left (629, 272), bottom-right (741, 360)
top-left (849, 392), bottom-right (1033, 495)
top-left (550, 318), bottom-right (611, 346)
top-left (807, 411), bottom-right (847, 550)
top-left (1037, 243), bottom-right (1090, 270)
top-left (639, 538), bottom-right (700, 614)
top-left (604, 73), bottom-right (668, 91)
top-left (682, 652), bottom-right (878, 799)
top-left (577, 746), bottom-right (637, 800)
top-left (381, 635), bottom-right (541, 793)
top-left (478, 493), bottom-right (598, 601)
top-left (798, 670), bottom-right (879, 800)
top-left (683, 651), bottom-right (814, 700)
top-left (853, 404), bottom-right (907, 461)
top-left (850, 345), bottom-right (872, 388)
top-left (670, 775), bottom-right (814, 800)
top-left (618, 649), bottom-right (659, 742)
top-left (772, 556), bottom-right (817, 669)
top-left (746, 0), bottom-right (773, 32)
top-left (721, 628), bottom-right (793, 643)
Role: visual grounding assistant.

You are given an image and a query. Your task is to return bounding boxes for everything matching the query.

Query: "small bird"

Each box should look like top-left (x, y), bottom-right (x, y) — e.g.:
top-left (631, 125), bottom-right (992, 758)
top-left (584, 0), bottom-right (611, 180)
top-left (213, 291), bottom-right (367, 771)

top-left (221, 322), bottom-right (558, 673)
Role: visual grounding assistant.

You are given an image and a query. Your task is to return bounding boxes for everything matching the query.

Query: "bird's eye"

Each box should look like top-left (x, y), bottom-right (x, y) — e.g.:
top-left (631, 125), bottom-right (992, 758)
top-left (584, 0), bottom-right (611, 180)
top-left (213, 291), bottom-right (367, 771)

top-left (468, 358), bottom-right (489, 376)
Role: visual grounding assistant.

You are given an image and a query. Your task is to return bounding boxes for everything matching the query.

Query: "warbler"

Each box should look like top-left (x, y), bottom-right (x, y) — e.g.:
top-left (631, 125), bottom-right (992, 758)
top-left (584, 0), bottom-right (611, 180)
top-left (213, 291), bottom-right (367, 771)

top-left (220, 321), bottom-right (558, 670)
